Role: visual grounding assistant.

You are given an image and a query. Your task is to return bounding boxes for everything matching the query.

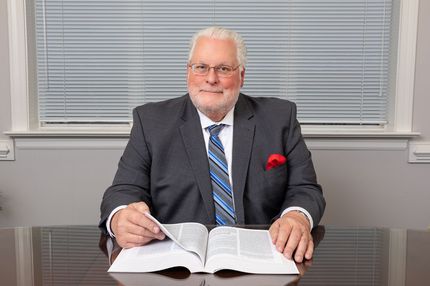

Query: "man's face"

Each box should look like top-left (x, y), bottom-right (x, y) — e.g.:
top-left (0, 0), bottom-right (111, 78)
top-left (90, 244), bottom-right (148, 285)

top-left (187, 37), bottom-right (245, 121)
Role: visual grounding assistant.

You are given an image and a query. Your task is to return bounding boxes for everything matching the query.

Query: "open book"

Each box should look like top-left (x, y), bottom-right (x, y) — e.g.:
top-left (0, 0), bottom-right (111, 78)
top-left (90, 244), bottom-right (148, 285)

top-left (108, 214), bottom-right (299, 274)
top-left (110, 272), bottom-right (300, 286)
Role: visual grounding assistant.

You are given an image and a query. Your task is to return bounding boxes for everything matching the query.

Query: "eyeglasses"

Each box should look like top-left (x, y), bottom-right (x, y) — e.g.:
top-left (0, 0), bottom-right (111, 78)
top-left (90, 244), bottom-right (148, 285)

top-left (188, 63), bottom-right (240, 77)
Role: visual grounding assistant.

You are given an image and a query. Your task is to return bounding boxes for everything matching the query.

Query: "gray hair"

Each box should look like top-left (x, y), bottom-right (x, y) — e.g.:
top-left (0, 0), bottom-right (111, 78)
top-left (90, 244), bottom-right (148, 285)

top-left (188, 26), bottom-right (247, 69)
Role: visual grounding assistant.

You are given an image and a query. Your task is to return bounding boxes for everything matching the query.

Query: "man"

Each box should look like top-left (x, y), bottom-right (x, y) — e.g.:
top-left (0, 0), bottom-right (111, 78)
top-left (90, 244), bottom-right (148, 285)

top-left (100, 27), bottom-right (325, 263)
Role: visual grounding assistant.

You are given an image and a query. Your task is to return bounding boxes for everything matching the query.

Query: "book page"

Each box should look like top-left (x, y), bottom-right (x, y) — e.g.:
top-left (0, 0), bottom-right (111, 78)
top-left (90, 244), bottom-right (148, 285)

top-left (206, 227), bottom-right (275, 261)
top-left (237, 228), bottom-right (274, 260)
top-left (206, 226), bottom-right (239, 260)
top-left (145, 213), bottom-right (209, 263)
top-left (108, 239), bottom-right (205, 273)
top-left (110, 272), bottom-right (206, 286)
top-left (205, 227), bottom-right (299, 274)
top-left (164, 222), bottom-right (209, 263)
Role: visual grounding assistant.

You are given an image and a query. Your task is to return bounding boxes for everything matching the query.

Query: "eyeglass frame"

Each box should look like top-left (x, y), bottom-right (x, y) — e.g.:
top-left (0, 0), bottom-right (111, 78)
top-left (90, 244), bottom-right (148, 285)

top-left (188, 63), bottom-right (241, 77)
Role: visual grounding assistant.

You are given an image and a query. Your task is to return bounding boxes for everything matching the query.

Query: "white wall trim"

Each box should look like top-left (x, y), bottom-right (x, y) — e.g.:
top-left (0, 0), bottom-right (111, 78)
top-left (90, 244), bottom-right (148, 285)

top-left (5, 123), bottom-right (420, 140)
top-left (306, 138), bottom-right (408, 151)
top-left (7, 0), bottom-right (30, 131)
top-left (12, 137), bottom-right (409, 151)
top-left (14, 227), bottom-right (35, 286)
top-left (408, 141), bottom-right (430, 163)
top-left (393, 0), bottom-right (419, 132)
top-left (15, 138), bottom-right (128, 150)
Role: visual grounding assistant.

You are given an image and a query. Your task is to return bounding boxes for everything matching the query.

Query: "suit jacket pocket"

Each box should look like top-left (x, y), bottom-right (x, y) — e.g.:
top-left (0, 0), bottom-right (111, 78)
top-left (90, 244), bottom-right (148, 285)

top-left (259, 164), bottom-right (288, 202)
top-left (264, 164), bottom-right (287, 185)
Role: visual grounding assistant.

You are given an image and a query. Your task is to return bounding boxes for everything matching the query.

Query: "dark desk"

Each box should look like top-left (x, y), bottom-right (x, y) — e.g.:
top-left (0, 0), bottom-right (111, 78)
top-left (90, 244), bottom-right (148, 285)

top-left (0, 225), bottom-right (429, 285)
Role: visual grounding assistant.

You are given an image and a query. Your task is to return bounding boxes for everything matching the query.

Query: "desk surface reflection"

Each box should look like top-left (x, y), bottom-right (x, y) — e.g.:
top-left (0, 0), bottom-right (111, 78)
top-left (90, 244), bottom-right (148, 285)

top-left (0, 225), bottom-right (429, 286)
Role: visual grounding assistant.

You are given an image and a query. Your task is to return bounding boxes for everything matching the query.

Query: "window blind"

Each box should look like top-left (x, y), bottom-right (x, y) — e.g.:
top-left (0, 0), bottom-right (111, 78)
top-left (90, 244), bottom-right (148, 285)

top-left (34, 0), bottom-right (394, 125)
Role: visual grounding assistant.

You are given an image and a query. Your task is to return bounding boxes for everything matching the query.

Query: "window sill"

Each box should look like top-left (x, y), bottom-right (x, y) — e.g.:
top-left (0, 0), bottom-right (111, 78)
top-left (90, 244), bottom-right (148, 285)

top-left (5, 125), bottom-right (420, 139)
top-left (302, 127), bottom-right (419, 151)
top-left (4, 128), bottom-right (420, 152)
top-left (5, 129), bottom-right (131, 138)
top-left (302, 128), bottom-right (420, 139)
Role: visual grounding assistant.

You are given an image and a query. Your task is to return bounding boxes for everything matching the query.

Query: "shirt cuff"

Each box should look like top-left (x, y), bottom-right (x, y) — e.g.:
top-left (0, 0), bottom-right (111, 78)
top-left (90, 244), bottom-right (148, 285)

top-left (281, 207), bottom-right (314, 229)
top-left (106, 205), bottom-right (127, 238)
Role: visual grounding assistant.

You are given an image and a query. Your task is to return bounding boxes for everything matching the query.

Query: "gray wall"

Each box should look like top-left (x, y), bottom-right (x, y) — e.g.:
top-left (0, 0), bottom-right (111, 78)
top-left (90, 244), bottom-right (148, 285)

top-left (1, 1), bottom-right (429, 229)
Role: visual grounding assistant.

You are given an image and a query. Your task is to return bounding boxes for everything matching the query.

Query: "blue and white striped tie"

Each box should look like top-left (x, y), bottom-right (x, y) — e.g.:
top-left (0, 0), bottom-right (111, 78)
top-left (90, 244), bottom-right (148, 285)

top-left (207, 124), bottom-right (236, 225)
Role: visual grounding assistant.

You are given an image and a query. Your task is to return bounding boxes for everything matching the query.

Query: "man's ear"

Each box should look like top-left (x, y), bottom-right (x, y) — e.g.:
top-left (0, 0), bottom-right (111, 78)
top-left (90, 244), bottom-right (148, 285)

top-left (240, 67), bottom-right (246, 87)
top-left (186, 66), bottom-right (191, 83)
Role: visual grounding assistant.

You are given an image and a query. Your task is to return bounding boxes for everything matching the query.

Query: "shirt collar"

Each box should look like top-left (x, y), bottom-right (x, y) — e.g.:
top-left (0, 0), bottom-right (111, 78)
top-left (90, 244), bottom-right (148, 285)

top-left (197, 107), bottom-right (235, 130)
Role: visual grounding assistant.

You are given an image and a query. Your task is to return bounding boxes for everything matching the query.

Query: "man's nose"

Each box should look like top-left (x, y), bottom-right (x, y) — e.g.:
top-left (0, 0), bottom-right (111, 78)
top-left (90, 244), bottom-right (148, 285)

top-left (205, 68), bottom-right (219, 84)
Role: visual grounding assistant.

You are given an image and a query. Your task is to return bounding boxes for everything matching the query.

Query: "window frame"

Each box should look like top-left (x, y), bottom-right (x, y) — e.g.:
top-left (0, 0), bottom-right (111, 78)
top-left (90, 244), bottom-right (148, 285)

top-left (6, 0), bottom-right (420, 140)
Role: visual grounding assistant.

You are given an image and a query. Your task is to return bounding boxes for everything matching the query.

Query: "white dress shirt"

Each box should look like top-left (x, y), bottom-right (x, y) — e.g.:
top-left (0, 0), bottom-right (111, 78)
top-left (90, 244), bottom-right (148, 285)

top-left (197, 107), bottom-right (234, 187)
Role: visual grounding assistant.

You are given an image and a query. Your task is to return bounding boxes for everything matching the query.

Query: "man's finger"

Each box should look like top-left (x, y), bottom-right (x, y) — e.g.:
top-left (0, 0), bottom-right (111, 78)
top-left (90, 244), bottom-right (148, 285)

top-left (128, 209), bottom-right (163, 236)
top-left (283, 226), bottom-right (301, 259)
top-left (275, 222), bottom-right (292, 254)
top-left (293, 234), bottom-right (309, 263)
top-left (112, 202), bottom-right (165, 249)
top-left (126, 221), bottom-right (165, 240)
top-left (269, 221), bottom-right (280, 244)
top-left (304, 239), bottom-right (314, 260)
top-left (119, 232), bottom-right (156, 248)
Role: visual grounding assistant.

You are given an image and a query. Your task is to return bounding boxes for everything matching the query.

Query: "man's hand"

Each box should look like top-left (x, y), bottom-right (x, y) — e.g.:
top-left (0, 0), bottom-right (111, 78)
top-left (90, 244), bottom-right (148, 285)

top-left (269, 211), bottom-right (313, 263)
top-left (111, 202), bottom-right (165, 248)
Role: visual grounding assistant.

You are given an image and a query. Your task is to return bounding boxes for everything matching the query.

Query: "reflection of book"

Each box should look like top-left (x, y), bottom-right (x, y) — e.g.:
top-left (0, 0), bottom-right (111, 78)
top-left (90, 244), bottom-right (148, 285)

top-left (108, 214), bottom-right (299, 274)
top-left (110, 272), bottom-right (300, 286)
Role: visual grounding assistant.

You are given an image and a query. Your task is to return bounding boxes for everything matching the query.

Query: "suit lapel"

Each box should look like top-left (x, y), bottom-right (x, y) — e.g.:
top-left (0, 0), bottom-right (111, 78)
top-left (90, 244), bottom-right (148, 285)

top-left (179, 97), bottom-right (215, 223)
top-left (232, 94), bottom-right (255, 224)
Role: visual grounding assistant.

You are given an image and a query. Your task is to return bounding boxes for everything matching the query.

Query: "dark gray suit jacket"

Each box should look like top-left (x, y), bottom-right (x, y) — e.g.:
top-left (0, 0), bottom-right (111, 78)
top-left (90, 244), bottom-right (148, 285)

top-left (99, 93), bottom-right (325, 234)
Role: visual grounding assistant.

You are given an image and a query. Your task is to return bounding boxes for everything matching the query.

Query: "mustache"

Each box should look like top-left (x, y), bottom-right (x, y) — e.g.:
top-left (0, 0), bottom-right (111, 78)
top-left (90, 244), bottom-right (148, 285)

top-left (200, 89), bottom-right (223, 93)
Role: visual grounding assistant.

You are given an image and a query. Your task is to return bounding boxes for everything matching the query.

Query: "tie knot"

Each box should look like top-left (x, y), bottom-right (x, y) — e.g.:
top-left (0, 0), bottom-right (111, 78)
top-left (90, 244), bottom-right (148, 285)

top-left (208, 124), bottom-right (225, 137)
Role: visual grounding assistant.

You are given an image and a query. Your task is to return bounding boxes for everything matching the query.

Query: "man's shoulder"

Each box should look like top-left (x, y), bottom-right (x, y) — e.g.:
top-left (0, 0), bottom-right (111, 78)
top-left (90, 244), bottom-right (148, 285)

top-left (134, 94), bottom-right (188, 118)
top-left (240, 94), bottom-right (296, 113)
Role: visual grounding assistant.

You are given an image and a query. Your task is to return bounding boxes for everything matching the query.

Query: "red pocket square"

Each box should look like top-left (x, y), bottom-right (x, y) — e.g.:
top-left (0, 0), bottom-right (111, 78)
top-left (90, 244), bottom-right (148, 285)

top-left (265, 154), bottom-right (287, 171)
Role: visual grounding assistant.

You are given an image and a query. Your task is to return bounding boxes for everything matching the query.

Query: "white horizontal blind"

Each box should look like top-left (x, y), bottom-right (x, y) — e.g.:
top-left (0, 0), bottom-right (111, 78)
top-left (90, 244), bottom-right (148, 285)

top-left (280, 0), bottom-right (393, 124)
top-left (34, 0), bottom-right (394, 125)
top-left (35, 0), bottom-right (148, 123)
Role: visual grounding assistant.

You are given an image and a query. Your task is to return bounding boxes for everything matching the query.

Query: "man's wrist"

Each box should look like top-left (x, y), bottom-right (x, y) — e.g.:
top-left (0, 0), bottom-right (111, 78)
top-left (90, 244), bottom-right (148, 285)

top-left (106, 205), bottom-right (127, 237)
top-left (281, 207), bottom-right (314, 229)
top-left (291, 210), bottom-right (310, 225)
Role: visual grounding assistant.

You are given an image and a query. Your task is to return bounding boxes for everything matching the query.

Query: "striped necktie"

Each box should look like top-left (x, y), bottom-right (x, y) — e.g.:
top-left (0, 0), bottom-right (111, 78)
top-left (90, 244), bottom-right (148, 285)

top-left (207, 124), bottom-right (236, 225)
